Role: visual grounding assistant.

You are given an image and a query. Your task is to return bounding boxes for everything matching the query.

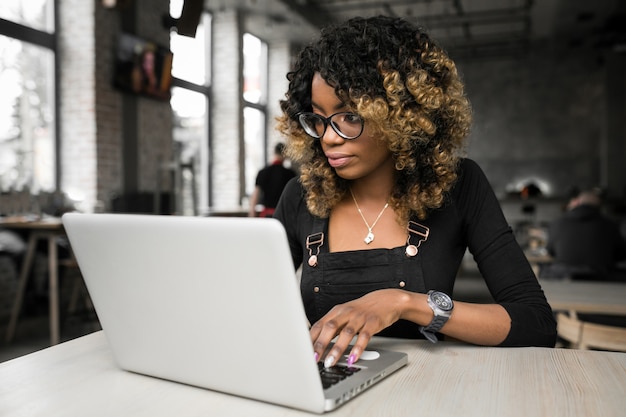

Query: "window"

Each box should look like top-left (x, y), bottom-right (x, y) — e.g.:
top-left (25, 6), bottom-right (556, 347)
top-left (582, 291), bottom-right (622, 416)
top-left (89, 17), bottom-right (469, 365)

top-left (242, 33), bottom-right (268, 199)
top-left (170, 0), bottom-right (211, 215)
top-left (244, 107), bottom-right (266, 199)
top-left (0, 0), bottom-right (56, 193)
top-left (0, 0), bottom-right (54, 31)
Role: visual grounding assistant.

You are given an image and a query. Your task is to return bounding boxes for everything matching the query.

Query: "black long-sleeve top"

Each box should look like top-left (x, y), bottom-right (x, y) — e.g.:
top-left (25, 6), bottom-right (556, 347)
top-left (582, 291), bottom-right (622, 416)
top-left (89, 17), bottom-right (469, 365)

top-left (274, 158), bottom-right (557, 347)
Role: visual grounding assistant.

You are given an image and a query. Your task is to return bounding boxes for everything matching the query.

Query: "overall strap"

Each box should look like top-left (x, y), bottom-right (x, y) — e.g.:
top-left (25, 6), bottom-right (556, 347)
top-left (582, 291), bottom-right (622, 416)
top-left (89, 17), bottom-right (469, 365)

top-left (405, 220), bottom-right (430, 257)
top-left (305, 216), bottom-right (327, 267)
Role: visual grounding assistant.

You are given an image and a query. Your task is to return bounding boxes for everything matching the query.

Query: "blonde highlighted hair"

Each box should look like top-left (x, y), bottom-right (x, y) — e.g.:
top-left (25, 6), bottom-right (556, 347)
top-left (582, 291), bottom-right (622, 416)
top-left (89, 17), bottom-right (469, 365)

top-left (277, 16), bottom-right (471, 223)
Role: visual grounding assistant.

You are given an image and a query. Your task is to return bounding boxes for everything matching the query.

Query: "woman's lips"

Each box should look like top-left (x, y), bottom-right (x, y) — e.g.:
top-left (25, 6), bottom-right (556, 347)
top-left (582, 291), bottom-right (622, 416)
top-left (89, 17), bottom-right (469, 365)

top-left (326, 153), bottom-right (352, 168)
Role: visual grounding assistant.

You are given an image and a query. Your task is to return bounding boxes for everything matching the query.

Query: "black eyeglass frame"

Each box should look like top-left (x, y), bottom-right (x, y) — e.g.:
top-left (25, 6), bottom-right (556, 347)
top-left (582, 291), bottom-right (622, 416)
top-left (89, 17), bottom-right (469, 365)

top-left (297, 111), bottom-right (365, 140)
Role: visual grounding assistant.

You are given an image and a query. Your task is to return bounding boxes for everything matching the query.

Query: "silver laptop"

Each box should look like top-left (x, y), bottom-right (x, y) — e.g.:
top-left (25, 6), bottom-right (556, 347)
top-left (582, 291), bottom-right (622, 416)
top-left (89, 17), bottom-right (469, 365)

top-left (62, 213), bottom-right (407, 413)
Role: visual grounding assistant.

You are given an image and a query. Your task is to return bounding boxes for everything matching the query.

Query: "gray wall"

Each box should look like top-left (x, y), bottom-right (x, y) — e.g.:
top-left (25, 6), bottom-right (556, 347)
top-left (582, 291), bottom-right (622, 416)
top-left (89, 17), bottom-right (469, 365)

top-left (459, 42), bottom-right (610, 201)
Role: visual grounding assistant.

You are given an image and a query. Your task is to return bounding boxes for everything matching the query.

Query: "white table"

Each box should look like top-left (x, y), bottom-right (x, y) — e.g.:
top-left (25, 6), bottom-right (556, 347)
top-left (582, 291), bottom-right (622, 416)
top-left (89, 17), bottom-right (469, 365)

top-left (539, 279), bottom-right (626, 315)
top-left (1, 331), bottom-right (625, 416)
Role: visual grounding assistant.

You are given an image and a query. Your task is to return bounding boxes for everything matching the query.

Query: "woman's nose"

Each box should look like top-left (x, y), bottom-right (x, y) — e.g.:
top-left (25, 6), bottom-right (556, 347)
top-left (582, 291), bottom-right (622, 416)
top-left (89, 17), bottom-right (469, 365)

top-left (321, 125), bottom-right (345, 146)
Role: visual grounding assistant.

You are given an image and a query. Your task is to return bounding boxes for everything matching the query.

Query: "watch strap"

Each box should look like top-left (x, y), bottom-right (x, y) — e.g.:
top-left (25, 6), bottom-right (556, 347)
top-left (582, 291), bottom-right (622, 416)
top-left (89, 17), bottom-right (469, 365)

top-left (422, 314), bottom-right (450, 334)
top-left (419, 314), bottom-right (449, 343)
top-left (419, 326), bottom-right (439, 343)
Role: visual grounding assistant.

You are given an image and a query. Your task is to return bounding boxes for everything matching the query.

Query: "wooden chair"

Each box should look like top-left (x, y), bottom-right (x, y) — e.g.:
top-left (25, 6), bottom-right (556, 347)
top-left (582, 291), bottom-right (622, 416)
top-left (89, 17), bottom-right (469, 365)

top-left (556, 312), bottom-right (583, 348)
top-left (579, 320), bottom-right (626, 351)
top-left (556, 311), bottom-right (626, 352)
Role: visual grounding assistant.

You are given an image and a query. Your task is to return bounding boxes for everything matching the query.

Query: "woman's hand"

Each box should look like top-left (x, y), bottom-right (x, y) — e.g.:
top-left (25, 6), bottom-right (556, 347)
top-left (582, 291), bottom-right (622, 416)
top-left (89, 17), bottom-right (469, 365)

top-left (310, 288), bottom-right (512, 368)
top-left (310, 289), bottom-right (411, 367)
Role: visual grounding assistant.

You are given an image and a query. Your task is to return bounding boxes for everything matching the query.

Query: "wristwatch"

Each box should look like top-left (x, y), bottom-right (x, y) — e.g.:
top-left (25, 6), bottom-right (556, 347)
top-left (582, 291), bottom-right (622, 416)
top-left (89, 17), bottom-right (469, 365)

top-left (419, 290), bottom-right (454, 343)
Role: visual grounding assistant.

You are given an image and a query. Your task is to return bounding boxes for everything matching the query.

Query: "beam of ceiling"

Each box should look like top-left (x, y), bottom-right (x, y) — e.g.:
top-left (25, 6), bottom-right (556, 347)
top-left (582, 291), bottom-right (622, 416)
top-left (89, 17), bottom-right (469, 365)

top-left (206, 0), bottom-right (626, 60)
top-left (276, 0), bottom-right (338, 29)
top-left (417, 7), bottom-right (529, 29)
top-left (274, 0), bottom-right (535, 59)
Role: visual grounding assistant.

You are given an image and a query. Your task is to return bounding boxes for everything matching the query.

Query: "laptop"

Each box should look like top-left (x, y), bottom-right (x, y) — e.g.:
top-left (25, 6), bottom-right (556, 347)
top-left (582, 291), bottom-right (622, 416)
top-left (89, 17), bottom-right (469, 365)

top-left (62, 213), bottom-right (407, 413)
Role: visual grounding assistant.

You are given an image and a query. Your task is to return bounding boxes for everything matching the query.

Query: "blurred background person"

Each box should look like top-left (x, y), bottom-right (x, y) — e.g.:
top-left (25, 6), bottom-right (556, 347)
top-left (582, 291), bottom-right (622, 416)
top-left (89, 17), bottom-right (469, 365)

top-left (248, 143), bottom-right (296, 218)
top-left (542, 188), bottom-right (626, 281)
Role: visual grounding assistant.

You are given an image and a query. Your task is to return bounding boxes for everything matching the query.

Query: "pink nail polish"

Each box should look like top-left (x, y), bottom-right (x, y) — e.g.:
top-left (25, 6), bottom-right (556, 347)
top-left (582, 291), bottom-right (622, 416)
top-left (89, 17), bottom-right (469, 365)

top-left (347, 354), bottom-right (356, 366)
top-left (314, 352), bottom-right (319, 362)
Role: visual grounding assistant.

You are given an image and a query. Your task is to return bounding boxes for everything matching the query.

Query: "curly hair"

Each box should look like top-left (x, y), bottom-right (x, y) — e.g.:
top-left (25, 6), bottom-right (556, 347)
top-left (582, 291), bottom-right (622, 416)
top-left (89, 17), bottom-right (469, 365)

top-left (276, 15), bottom-right (472, 223)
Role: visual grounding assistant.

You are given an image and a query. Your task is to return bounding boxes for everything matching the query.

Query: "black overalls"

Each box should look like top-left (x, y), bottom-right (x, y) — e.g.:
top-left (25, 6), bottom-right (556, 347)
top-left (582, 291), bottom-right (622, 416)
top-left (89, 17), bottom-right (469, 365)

top-left (301, 217), bottom-right (430, 339)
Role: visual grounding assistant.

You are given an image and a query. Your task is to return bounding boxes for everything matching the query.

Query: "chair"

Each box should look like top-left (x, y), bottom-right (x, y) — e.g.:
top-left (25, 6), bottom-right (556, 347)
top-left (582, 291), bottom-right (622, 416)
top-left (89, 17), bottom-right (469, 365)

top-left (556, 311), bottom-right (626, 352)
top-left (579, 320), bottom-right (626, 351)
top-left (556, 312), bottom-right (583, 348)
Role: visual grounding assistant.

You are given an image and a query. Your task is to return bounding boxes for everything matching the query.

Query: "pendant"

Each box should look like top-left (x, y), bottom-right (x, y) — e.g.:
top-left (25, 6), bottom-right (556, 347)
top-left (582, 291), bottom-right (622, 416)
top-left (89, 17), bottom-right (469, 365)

top-left (364, 231), bottom-right (374, 244)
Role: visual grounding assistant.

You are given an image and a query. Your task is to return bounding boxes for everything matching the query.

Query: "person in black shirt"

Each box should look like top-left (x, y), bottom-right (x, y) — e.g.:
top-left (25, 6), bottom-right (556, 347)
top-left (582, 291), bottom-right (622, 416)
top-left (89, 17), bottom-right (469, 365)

top-left (543, 189), bottom-right (626, 281)
top-left (248, 142), bottom-right (296, 218)
top-left (273, 16), bottom-right (556, 368)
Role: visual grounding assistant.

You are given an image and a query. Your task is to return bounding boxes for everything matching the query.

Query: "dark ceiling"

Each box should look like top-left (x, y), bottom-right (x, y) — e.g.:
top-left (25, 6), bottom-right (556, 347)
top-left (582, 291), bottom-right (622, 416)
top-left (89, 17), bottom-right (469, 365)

top-left (205, 0), bottom-right (626, 59)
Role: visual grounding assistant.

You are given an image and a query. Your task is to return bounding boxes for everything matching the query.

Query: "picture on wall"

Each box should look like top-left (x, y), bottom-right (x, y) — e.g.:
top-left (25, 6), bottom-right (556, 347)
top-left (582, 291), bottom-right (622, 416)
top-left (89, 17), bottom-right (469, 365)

top-left (113, 33), bottom-right (173, 101)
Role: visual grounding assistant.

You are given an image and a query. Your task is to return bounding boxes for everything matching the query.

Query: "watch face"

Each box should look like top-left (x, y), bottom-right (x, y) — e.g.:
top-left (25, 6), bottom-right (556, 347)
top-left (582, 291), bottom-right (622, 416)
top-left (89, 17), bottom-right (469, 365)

top-left (431, 291), bottom-right (453, 311)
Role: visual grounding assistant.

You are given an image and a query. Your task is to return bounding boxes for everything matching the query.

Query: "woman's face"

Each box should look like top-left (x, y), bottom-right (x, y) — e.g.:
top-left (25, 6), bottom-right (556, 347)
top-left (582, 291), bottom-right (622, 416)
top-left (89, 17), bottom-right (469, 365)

top-left (310, 73), bottom-right (394, 181)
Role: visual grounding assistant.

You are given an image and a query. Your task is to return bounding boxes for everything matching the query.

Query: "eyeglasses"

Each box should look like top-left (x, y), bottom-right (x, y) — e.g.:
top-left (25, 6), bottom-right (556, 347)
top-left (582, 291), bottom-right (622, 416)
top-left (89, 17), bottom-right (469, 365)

top-left (297, 112), bottom-right (365, 140)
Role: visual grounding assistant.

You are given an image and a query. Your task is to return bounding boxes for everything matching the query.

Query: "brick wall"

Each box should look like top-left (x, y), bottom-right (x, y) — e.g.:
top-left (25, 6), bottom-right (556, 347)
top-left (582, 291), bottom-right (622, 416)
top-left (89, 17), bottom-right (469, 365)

top-left (59, 0), bottom-right (98, 213)
top-left (94, 2), bottom-right (123, 210)
top-left (210, 10), bottom-right (243, 209)
top-left (133, 2), bottom-right (174, 194)
top-left (59, 0), bottom-right (173, 213)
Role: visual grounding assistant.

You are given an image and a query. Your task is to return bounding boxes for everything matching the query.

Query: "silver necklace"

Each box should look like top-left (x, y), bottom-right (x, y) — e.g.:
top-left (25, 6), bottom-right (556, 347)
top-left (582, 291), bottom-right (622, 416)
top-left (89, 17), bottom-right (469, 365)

top-left (349, 188), bottom-right (389, 244)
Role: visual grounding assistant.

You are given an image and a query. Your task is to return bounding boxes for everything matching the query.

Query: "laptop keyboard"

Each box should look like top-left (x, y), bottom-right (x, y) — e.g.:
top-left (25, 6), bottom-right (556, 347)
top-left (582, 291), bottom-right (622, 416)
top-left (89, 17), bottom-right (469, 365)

top-left (318, 362), bottom-right (361, 389)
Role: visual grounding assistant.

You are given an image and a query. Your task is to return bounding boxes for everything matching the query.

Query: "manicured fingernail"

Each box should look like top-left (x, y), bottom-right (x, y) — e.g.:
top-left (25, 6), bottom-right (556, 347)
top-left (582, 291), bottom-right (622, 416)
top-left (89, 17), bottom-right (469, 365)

top-left (347, 354), bottom-right (356, 366)
top-left (314, 352), bottom-right (319, 362)
top-left (324, 355), bottom-right (335, 369)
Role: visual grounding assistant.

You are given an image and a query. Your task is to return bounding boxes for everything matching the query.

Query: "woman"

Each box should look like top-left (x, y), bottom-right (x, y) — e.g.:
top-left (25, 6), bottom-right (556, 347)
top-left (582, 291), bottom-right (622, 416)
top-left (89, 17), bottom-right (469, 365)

top-left (273, 15), bottom-right (556, 368)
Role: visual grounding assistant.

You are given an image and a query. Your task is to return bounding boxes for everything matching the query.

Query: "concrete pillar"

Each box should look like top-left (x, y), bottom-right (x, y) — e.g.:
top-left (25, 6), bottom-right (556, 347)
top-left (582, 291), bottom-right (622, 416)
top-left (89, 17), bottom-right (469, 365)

top-left (211, 10), bottom-right (243, 209)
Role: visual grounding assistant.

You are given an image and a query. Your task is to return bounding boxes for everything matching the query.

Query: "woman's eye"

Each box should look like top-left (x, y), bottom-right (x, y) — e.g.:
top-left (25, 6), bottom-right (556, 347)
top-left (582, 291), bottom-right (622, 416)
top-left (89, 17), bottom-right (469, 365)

top-left (345, 114), bottom-right (361, 123)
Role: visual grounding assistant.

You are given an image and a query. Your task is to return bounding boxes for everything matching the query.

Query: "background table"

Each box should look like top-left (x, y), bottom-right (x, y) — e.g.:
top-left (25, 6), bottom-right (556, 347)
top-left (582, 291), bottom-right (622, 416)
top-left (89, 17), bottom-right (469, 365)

top-left (1, 217), bottom-right (67, 345)
top-left (1, 331), bottom-right (625, 417)
top-left (539, 279), bottom-right (626, 315)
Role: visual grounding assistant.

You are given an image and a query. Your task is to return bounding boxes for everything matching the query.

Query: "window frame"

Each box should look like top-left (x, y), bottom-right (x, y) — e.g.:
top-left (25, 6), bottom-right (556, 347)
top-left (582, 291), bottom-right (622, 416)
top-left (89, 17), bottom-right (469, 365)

top-left (242, 32), bottom-right (269, 200)
top-left (169, 10), bottom-right (212, 214)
